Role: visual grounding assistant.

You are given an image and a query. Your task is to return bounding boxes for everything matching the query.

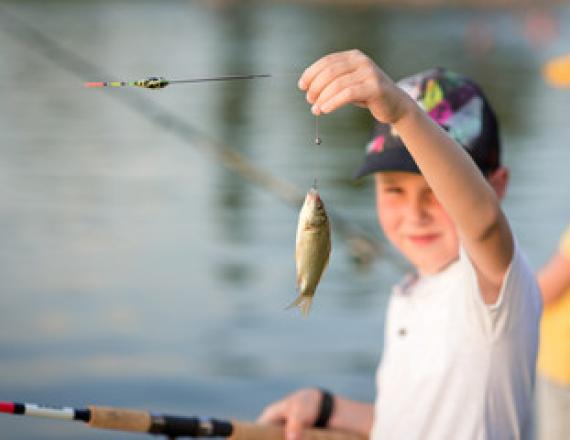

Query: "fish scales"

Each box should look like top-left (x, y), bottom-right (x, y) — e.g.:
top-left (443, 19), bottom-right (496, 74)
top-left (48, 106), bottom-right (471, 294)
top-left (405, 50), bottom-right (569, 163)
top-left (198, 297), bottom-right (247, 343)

top-left (288, 187), bottom-right (331, 316)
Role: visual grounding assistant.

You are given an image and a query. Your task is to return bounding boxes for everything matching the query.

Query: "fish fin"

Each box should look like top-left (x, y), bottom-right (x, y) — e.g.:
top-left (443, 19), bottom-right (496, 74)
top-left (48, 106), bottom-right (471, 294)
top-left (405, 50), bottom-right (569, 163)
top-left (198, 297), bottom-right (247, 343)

top-left (286, 294), bottom-right (303, 310)
top-left (286, 294), bottom-right (313, 317)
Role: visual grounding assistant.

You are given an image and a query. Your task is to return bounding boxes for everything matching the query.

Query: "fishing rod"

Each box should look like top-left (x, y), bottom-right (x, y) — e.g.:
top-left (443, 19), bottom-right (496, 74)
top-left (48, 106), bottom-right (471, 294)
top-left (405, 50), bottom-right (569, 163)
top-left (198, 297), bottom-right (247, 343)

top-left (0, 400), bottom-right (367, 440)
top-left (85, 74), bottom-right (272, 89)
top-left (0, 5), bottom-right (384, 268)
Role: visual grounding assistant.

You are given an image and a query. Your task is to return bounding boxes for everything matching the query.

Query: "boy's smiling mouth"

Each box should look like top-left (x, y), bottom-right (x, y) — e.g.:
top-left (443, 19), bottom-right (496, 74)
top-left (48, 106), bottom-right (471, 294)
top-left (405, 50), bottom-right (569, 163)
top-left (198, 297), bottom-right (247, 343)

top-left (407, 233), bottom-right (440, 245)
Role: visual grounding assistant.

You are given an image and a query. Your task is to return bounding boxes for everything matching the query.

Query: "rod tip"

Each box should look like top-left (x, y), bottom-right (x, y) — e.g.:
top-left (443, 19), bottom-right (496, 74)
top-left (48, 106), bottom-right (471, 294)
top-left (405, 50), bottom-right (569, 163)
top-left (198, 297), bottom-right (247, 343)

top-left (84, 82), bottom-right (105, 88)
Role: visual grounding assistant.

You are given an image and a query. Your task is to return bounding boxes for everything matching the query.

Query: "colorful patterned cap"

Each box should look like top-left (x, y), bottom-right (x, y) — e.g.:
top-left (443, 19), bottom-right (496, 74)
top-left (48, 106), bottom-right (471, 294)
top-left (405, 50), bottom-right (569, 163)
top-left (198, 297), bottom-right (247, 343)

top-left (355, 67), bottom-right (501, 178)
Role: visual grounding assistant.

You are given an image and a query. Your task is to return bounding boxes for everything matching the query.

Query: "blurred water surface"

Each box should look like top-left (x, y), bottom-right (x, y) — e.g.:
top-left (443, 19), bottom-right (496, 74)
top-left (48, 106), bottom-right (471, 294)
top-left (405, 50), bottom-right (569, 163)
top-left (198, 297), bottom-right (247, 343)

top-left (0, 1), bottom-right (569, 439)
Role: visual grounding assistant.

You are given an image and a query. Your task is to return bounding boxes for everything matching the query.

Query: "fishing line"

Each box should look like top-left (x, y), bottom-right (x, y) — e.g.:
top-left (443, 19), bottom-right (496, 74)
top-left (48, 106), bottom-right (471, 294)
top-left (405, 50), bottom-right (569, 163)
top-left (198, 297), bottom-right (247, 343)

top-left (0, 5), bottom-right (382, 266)
top-left (312, 114), bottom-right (321, 190)
top-left (315, 114), bottom-right (322, 146)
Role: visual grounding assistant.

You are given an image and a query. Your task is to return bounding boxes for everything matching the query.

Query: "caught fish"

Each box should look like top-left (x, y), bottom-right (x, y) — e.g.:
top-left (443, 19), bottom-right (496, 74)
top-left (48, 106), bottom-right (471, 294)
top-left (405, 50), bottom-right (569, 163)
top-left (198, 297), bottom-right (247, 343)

top-left (288, 187), bottom-right (331, 316)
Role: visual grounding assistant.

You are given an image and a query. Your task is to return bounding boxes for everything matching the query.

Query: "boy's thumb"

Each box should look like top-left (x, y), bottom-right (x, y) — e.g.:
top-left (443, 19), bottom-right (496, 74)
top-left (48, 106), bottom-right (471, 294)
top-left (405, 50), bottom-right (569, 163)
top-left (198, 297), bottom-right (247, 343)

top-left (286, 418), bottom-right (304, 440)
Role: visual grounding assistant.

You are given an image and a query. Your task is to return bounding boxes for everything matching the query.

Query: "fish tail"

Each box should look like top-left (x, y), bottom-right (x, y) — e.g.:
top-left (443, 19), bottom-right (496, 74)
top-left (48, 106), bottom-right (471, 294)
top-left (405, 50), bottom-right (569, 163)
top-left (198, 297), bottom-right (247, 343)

top-left (299, 297), bottom-right (313, 316)
top-left (286, 294), bottom-right (313, 317)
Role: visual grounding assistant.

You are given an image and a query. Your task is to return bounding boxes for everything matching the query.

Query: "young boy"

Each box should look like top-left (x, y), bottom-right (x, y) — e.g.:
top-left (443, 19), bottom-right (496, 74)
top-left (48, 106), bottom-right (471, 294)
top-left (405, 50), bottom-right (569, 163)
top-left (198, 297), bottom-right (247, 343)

top-left (258, 50), bottom-right (542, 440)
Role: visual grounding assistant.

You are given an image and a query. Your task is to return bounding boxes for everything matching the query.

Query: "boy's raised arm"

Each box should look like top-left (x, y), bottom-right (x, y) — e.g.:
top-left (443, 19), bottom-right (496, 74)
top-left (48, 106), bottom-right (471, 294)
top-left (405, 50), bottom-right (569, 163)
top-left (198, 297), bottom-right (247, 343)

top-left (390, 96), bottom-right (513, 302)
top-left (300, 50), bottom-right (513, 303)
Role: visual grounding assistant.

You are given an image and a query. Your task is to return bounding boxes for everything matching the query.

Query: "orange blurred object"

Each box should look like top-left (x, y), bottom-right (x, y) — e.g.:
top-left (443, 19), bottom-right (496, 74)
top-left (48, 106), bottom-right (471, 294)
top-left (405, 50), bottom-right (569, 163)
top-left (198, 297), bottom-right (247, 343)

top-left (543, 54), bottom-right (570, 88)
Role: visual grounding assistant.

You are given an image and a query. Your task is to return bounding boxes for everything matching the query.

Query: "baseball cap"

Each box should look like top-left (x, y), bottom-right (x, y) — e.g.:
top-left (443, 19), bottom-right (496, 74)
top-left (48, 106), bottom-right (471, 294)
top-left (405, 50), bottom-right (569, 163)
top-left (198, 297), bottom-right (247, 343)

top-left (355, 67), bottom-right (501, 178)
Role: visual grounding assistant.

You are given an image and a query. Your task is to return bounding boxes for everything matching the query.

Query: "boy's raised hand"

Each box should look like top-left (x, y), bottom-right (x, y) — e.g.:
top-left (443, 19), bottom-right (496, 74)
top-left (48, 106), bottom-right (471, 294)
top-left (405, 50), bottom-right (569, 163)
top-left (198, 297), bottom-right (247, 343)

top-left (298, 49), bottom-right (411, 125)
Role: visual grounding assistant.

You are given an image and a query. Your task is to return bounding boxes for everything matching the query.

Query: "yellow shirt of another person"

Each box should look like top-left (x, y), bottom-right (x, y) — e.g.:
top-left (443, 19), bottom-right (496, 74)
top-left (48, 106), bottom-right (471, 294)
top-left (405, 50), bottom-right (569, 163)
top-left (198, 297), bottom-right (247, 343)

top-left (537, 225), bottom-right (570, 385)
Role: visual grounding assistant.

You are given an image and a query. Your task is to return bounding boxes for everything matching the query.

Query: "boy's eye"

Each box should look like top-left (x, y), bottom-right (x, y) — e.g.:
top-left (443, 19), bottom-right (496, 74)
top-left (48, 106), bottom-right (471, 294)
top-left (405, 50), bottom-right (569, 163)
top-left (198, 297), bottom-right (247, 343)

top-left (385, 186), bottom-right (403, 194)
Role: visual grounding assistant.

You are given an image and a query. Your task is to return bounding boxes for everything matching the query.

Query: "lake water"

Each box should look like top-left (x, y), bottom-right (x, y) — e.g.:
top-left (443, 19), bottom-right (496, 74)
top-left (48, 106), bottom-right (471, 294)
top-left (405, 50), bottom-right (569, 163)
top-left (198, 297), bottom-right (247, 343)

top-left (0, 1), bottom-right (569, 439)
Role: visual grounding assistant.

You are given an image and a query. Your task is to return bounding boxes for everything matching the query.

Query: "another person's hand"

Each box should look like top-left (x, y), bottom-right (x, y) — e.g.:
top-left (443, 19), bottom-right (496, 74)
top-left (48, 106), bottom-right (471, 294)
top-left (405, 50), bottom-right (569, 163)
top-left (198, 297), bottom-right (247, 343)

top-left (257, 388), bottom-right (322, 440)
top-left (298, 49), bottom-right (412, 125)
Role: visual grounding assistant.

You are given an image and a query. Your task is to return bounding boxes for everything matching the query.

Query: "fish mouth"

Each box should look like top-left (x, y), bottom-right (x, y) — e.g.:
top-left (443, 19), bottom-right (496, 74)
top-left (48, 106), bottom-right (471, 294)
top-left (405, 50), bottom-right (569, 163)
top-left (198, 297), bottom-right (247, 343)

top-left (306, 188), bottom-right (321, 202)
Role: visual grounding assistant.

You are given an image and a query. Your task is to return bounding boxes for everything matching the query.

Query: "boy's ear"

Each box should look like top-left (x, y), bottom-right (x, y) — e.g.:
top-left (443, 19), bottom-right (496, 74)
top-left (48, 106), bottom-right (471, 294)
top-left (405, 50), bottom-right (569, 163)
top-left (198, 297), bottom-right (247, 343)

top-left (487, 166), bottom-right (509, 200)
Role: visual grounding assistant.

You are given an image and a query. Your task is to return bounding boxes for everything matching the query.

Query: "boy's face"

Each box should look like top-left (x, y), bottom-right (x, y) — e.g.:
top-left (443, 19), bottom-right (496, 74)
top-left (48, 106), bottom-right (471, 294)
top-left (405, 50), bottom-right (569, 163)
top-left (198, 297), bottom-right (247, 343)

top-left (375, 172), bottom-right (459, 275)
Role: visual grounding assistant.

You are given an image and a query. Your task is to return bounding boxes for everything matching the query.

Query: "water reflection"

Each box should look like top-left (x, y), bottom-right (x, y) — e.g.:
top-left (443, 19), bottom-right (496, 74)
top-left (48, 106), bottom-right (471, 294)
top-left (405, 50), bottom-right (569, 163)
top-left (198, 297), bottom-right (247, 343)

top-left (215, 2), bottom-right (255, 247)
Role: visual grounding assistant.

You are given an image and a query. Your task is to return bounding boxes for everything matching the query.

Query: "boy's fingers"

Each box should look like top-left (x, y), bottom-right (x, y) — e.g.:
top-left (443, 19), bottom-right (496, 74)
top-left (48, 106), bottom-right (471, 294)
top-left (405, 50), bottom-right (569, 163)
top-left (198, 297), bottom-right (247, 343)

top-left (257, 400), bottom-right (288, 424)
top-left (299, 49), bottom-right (363, 91)
top-left (313, 69), bottom-right (369, 109)
top-left (305, 60), bottom-right (357, 104)
top-left (285, 413), bottom-right (306, 440)
top-left (258, 400), bottom-right (310, 440)
top-left (314, 82), bottom-right (369, 115)
top-left (299, 52), bottom-right (341, 90)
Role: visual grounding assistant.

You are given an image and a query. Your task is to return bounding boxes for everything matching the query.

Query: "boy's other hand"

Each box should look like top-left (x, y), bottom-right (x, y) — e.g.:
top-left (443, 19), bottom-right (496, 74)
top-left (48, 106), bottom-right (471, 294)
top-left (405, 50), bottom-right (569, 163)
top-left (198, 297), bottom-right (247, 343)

top-left (257, 388), bottom-right (321, 440)
top-left (298, 49), bottom-right (412, 125)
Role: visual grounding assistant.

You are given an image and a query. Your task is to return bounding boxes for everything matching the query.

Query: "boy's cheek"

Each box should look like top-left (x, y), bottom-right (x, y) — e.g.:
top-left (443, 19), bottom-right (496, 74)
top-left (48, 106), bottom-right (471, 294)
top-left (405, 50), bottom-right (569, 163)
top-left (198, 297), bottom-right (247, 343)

top-left (376, 200), bottom-right (400, 226)
top-left (377, 210), bottom-right (400, 245)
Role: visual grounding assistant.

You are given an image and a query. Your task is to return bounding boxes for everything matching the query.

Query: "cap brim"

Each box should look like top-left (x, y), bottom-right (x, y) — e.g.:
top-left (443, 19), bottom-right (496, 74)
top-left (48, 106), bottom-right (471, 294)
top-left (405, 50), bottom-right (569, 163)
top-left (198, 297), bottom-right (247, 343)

top-left (354, 146), bottom-right (421, 179)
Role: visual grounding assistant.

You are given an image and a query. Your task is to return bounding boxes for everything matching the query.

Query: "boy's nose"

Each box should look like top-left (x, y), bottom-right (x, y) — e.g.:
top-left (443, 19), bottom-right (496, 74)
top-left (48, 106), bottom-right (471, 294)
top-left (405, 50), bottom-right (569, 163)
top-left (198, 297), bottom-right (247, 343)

top-left (406, 196), bottom-right (430, 223)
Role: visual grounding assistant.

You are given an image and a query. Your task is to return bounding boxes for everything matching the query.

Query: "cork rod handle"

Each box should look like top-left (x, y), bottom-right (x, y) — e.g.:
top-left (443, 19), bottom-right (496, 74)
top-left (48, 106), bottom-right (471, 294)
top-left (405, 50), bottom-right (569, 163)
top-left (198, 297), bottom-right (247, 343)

top-left (88, 406), bottom-right (152, 432)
